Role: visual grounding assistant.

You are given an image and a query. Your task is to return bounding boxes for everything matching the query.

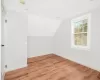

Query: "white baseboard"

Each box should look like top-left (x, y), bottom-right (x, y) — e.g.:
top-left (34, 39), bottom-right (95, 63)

top-left (55, 53), bottom-right (100, 72)
top-left (5, 64), bottom-right (27, 72)
top-left (1, 72), bottom-right (5, 80)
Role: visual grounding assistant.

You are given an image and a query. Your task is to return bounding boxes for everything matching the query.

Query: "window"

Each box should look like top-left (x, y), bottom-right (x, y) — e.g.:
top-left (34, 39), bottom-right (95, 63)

top-left (71, 14), bottom-right (91, 49)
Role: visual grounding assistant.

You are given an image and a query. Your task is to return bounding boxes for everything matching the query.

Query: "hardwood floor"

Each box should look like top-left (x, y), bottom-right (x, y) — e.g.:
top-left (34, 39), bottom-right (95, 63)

top-left (5, 54), bottom-right (100, 80)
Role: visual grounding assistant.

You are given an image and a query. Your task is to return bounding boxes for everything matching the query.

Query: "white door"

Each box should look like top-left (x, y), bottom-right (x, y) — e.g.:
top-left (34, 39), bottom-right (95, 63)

top-left (1, 13), bottom-right (6, 79)
top-left (5, 11), bottom-right (27, 72)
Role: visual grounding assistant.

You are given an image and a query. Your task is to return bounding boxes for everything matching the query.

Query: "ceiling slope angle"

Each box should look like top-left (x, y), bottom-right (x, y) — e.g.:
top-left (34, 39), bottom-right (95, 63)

top-left (28, 14), bottom-right (62, 36)
top-left (28, 0), bottom-right (100, 19)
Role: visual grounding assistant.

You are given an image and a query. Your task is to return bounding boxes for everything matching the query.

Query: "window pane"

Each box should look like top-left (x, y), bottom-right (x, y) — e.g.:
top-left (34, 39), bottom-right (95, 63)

top-left (74, 27), bottom-right (78, 33)
top-left (78, 22), bottom-right (83, 32)
top-left (74, 34), bottom-right (81, 45)
top-left (81, 33), bottom-right (87, 46)
top-left (74, 20), bottom-right (85, 33)
top-left (74, 22), bottom-right (79, 33)
top-left (83, 19), bottom-right (88, 32)
top-left (74, 19), bottom-right (88, 33)
top-left (74, 33), bottom-right (87, 46)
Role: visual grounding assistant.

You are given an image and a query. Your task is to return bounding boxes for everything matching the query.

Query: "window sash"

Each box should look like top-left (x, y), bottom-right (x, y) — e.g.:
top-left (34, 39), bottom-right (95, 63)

top-left (71, 13), bottom-right (91, 49)
top-left (74, 33), bottom-right (87, 46)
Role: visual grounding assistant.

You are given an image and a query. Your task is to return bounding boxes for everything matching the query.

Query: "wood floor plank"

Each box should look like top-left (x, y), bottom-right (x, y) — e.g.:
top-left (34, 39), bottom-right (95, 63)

top-left (27, 54), bottom-right (55, 64)
top-left (4, 54), bottom-right (100, 80)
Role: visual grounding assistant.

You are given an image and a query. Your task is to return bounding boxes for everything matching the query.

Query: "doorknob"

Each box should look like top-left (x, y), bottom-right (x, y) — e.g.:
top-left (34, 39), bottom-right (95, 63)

top-left (1, 44), bottom-right (5, 47)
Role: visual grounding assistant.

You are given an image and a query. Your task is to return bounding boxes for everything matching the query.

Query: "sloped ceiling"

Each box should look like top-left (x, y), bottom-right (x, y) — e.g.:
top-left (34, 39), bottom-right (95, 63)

top-left (28, 14), bottom-right (61, 36)
top-left (28, 0), bottom-right (100, 19)
top-left (4, 0), bottom-right (100, 36)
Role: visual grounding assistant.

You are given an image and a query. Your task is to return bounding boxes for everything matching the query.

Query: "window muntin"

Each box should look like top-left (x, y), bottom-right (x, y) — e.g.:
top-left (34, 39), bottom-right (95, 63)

top-left (71, 14), bottom-right (91, 49)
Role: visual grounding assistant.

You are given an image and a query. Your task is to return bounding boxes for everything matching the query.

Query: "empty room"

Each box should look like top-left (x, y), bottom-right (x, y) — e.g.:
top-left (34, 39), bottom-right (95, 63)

top-left (1, 0), bottom-right (100, 80)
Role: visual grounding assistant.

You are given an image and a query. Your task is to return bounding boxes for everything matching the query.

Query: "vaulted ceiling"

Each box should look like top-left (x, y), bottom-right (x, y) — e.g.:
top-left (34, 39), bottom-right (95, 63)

top-left (28, 0), bottom-right (100, 19)
top-left (4, 0), bottom-right (100, 18)
top-left (4, 0), bottom-right (100, 36)
top-left (28, 14), bottom-right (61, 36)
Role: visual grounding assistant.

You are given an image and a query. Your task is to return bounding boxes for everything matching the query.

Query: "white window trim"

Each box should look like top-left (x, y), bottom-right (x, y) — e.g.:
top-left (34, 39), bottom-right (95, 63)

top-left (71, 13), bottom-right (91, 50)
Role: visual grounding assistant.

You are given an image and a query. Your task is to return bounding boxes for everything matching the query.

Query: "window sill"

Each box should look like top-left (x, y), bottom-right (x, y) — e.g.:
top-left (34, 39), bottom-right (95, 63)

top-left (71, 45), bottom-right (90, 50)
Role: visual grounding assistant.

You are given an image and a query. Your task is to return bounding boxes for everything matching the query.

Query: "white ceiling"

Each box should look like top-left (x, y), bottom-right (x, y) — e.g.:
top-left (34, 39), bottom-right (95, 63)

top-left (4, 0), bottom-right (100, 36)
top-left (4, 0), bottom-right (100, 19)
top-left (28, 14), bottom-right (61, 36)
top-left (28, 0), bottom-right (100, 19)
top-left (4, 0), bottom-right (27, 12)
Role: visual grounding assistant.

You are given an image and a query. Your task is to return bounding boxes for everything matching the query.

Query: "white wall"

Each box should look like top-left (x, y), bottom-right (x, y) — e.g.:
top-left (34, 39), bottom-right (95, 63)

top-left (28, 14), bottom-right (61, 57)
top-left (3, 0), bottom-right (100, 72)
top-left (53, 7), bottom-right (100, 71)
top-left (28, 14), bottom-right (61, 36)
top-left (27, 0), bottom-right (100, 60)
top-left (28, 36), bottom-right (53, 58)
top-left (5, 11), bottom-right (27, 72)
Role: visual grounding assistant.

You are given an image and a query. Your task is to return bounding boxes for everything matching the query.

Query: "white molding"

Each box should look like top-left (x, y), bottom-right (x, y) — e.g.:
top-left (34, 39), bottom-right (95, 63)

top-left (71, 13), bottom-right (91, 50)
top-left (5, 64), bottom-right (27, 72)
